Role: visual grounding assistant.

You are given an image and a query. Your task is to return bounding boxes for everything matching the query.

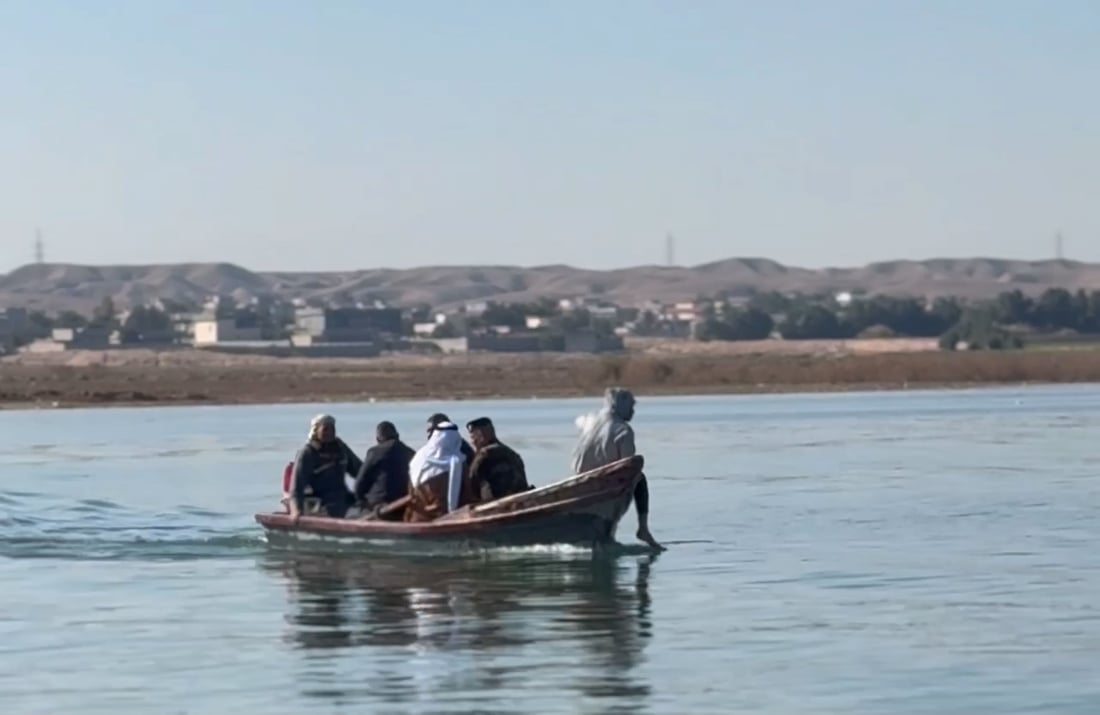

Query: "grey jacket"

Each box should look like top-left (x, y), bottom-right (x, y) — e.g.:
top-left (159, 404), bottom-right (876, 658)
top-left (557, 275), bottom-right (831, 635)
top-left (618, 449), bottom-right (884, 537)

top-left (570, 388), bottom-right (637, 474)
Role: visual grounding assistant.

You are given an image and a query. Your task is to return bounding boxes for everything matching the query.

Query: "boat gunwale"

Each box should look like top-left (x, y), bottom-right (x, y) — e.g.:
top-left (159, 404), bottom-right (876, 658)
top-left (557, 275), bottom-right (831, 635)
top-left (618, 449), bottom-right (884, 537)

top-left (457, 454), bottom-right (644, 516)
top-left (255, 455), bottom-right (643, 538)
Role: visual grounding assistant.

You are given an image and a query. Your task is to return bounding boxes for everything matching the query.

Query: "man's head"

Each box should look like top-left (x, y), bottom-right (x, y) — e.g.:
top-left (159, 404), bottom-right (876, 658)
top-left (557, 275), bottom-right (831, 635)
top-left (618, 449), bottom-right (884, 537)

top-left (465, 416), bottom-right (497, 449)
top-left (309, 413), bottom-right (336, 443)
top-left (424, 420), bottom-right (463, 455)
top-left (604, 387), bottom-right (636, 422)
top-left (426, 412), bottom-right (450, 435)
top-left (376, 420), bottom-right (399, 443)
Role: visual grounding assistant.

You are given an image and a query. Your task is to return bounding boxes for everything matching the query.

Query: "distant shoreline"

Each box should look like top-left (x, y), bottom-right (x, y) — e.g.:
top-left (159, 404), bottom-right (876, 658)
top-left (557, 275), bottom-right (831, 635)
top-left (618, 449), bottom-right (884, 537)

top-left (2, 341), bottom-right (1098, 411)
top-left (4, 257), bottom-right (1099, 315)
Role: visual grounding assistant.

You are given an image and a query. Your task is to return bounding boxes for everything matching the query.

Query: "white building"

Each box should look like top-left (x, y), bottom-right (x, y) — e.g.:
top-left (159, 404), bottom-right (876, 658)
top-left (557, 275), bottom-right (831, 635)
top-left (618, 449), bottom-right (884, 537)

top-left (192, 319), bottom-right (263, 345)
top-left (670, 301), bottom-right (702, 323)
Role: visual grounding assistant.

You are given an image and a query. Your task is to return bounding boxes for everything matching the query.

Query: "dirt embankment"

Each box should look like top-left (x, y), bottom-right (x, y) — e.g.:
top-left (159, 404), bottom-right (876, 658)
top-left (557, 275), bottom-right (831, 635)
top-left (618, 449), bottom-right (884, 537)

top-left (1, 340), bottom-right (1098, 410)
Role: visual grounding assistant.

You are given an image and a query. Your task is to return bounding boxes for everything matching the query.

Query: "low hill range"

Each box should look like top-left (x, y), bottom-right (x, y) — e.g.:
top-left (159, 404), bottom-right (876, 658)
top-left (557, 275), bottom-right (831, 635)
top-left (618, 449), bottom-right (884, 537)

top-left (1, 257), bottom-right (1097, 314)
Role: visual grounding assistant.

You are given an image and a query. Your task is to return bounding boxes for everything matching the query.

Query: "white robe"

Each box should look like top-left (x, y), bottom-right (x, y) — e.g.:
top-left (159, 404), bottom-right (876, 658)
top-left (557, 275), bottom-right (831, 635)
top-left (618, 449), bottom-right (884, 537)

top-left (409, 424), bottom-right (466, 513)
top-left (570, 387), bottom-right (637, 475)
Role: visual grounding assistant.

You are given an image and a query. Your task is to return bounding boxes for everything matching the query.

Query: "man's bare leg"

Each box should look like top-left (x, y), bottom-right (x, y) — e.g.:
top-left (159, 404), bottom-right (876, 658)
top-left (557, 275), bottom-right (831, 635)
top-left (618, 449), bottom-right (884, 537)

top-left (633, 475), bottom-right (664, 550)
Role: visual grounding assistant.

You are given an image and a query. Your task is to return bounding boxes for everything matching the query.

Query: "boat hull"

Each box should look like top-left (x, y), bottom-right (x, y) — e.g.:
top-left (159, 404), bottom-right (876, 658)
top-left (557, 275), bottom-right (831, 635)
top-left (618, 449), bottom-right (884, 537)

top-left (255, 455), bottom-right (643, 550)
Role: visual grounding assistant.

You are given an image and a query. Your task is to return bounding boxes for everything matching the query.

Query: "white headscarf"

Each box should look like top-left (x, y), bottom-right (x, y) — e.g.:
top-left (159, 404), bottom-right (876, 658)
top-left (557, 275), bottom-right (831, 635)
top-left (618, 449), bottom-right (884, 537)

top-left (309, 413), bottom-right (335, 442)
top-left (409, 422), bottom-right (466, 512)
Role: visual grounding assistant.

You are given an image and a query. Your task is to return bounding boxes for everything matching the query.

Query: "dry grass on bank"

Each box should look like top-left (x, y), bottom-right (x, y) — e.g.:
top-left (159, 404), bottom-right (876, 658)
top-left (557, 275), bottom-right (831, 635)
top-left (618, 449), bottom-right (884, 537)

top-left (1, 346), bottom-right (1099, 409)
top-left (623, 336), bottom-right (939, 356)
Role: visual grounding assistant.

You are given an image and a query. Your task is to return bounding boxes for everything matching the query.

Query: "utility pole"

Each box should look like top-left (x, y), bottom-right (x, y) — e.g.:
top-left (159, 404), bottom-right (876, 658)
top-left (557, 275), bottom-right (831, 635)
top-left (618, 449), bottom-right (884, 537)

top-left (665, 232), bottom-right (676, 266)
top-left (34, 229), bottom-right (44, 264)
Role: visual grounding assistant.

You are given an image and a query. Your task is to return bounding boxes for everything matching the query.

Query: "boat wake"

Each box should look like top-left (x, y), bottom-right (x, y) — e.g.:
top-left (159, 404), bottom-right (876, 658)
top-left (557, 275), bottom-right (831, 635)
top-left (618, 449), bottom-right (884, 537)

top-left (0, 493), bottom-right (266, 561)
top-left (2, 510), bottom-right (654, 563)
top-left (0, 532), bottom-right (266, 561)
top-left (2, 529), bottom-right (653, 562)
top-left (262, 533), bottom-right (658, 560)
top-left (2, 486), bottom-right (657, 563)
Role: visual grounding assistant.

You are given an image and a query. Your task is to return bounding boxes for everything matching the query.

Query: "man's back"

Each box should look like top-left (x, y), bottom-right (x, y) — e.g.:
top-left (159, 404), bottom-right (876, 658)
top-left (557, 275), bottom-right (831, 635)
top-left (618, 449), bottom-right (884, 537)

top-left (571, 412), bottom-right (635, 474)
top-left (357, 438), bottom-right (416, 507)
top-left (470, 441), bottom-right (529, 501)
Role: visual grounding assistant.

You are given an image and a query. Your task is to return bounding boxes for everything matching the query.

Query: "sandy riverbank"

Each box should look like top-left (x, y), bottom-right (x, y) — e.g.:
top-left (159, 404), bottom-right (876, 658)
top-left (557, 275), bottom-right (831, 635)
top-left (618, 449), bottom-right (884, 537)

top-left (1, 339), bottom-right (1098, 410)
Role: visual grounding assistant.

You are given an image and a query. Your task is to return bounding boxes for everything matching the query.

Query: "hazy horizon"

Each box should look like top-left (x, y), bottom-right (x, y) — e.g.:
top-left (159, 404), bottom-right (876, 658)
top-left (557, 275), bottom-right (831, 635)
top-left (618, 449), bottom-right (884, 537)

top-left (3, 1), bottom-right (1098, 273)
top-left (6, 253), bottom-right (1100, 277)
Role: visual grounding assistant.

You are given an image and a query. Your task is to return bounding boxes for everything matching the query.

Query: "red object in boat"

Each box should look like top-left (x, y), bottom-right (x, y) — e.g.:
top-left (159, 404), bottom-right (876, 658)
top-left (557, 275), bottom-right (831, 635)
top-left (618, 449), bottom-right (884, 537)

top-left (281, 461), bottom-right (293, 495)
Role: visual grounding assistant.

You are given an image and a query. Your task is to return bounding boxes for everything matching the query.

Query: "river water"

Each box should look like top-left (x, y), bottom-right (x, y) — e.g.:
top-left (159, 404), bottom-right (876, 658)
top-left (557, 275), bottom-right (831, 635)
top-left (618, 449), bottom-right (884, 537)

top-left (2, 385), bottom-right (1099, 714)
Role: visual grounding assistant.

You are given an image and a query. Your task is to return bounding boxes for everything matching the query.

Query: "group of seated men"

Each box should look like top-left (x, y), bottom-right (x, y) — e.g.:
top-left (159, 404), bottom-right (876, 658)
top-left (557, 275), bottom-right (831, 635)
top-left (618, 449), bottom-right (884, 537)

top-left (285, 411), bottom-right (530, 523)
top-left (285, 387), bottom-right (662, 548)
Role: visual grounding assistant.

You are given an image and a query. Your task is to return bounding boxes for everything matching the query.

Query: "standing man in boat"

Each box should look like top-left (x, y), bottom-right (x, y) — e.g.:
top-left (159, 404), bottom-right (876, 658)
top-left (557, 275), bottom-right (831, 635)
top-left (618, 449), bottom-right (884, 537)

top-left (287, 413), bottom-right (364, 521)
top-left (353, 420), bottom-right (416, 515)
top-left (465, 416), bottom-right (531, 502)
top-left (571, 387), bottom-right (663, 550)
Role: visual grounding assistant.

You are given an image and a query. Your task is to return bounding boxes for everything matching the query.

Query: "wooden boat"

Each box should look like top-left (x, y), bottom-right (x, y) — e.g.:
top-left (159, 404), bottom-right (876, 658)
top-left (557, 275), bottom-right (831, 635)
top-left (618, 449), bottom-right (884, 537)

top-left (255, 455), bottom-right (644, 549)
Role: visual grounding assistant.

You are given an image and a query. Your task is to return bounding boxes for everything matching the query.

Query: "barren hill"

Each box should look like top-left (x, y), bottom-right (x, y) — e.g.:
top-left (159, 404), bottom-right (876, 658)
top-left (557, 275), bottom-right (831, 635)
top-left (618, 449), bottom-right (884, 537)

top-left (1, 257), bottom-right (1098, 313)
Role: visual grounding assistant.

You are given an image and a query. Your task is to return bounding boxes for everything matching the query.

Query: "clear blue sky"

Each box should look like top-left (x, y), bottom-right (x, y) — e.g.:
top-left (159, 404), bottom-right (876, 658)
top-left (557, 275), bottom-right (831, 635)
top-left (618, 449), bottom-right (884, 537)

top-left (2, 0), bottom-right (1098, 272)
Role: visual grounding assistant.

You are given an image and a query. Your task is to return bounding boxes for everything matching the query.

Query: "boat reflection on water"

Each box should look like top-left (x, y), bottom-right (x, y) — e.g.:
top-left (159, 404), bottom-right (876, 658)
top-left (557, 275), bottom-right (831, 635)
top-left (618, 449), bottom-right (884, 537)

top-left (257, 548), bottom-right (657, 713)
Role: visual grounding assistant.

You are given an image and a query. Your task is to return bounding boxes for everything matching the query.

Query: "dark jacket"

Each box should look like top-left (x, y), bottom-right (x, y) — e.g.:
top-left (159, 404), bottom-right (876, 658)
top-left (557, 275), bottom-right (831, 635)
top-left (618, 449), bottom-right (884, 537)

top-left (354, 438), bottom-right (416, 509)
top-left (290, 437), bottom-right (364, 518)
top-left (469, 440), bottom-right (530, 502)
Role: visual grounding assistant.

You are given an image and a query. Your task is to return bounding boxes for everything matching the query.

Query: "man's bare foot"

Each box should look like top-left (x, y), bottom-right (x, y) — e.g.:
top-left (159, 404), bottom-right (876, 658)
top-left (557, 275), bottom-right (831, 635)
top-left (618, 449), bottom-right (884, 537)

top-left (637, 528), bottom-right (666, 551)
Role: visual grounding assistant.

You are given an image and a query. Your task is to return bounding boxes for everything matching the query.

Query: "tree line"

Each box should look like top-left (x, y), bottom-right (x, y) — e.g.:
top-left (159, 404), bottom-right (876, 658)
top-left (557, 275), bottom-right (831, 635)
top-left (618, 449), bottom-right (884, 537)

top-left (693, 288), bottom-right (1100, 349)
top-left (11, 286), bottom-right (1100, 351)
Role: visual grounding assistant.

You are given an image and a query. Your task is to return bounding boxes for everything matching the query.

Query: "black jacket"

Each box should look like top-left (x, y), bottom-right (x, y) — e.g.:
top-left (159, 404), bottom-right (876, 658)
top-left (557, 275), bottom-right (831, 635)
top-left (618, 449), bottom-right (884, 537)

top-left (290, 437), bottom-right (363, 518)
top-left (354, 438), bottom-right (416, 508)
top-left (470, 440), bottom-right (530, 501)
top-left (458, 438), bottom-right (475, 462)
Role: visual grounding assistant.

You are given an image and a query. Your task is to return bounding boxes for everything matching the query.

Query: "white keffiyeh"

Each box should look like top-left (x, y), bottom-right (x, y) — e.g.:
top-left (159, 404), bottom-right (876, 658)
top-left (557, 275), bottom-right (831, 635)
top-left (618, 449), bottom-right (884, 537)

top-left (409, 422), bottom-right (466, 512)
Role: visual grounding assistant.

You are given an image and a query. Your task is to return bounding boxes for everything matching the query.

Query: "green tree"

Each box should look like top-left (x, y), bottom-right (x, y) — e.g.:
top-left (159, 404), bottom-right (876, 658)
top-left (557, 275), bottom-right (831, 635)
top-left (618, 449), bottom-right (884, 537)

top-left (993, 289), bottom-right (1033, 325)
top-left (748, 290), bottom-right (792, 314)
top-left (214, 297), bottom-right (236, 320)
top-left (120, 306), bottom-right (173, 343)
top-left (592, 319), bottom-right (616, 338)
top-left (522, 297), bottom-right (560, 318)
top-left (1033, 288), bottom-right (1076, 329)
top-left (693, 319), bottom-right (726, 341)
top-left (780, 304), bottom-right (846, 339)
top-left (432, 322), bottom-right (459, 338)
top-left (939, 308), bottom-right (1023, 350)
top-left (928, 296), bottom-right (963, 331)
top-left (725, 307), bottom-right (774, 340)
top-left (409, 303), bottom-right (434, 322)
top-left (55, 311), bottom-right (87, 329)
top-left (481, 302), bottom-right (527, 328)
top-left (89, 296), bottom-right (117, 329)
top-left (841, 295), bottom-right (953, 338)
top-left (560, 308), bottom-right (593, 332)
top-left (26, 310), bottom-right (53, 335)
top-left (1087, 291), bottom-right (1100, 332)
top-left (634, 310), bottom-right (661, 336)
top-left (1071, 289), bottom-right (1089, 330)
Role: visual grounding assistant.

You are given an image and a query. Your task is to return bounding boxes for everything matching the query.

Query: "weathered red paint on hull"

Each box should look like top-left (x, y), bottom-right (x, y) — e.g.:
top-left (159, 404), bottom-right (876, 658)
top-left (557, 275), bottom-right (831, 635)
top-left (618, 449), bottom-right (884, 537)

top-left (255, 455), bottom-right (644, 548)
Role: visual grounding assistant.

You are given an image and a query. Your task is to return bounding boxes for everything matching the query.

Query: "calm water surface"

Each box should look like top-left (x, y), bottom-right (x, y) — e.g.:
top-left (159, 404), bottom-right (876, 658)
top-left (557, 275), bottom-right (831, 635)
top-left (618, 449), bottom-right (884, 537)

top-left (2, 386), bottom-right (1100, 714)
